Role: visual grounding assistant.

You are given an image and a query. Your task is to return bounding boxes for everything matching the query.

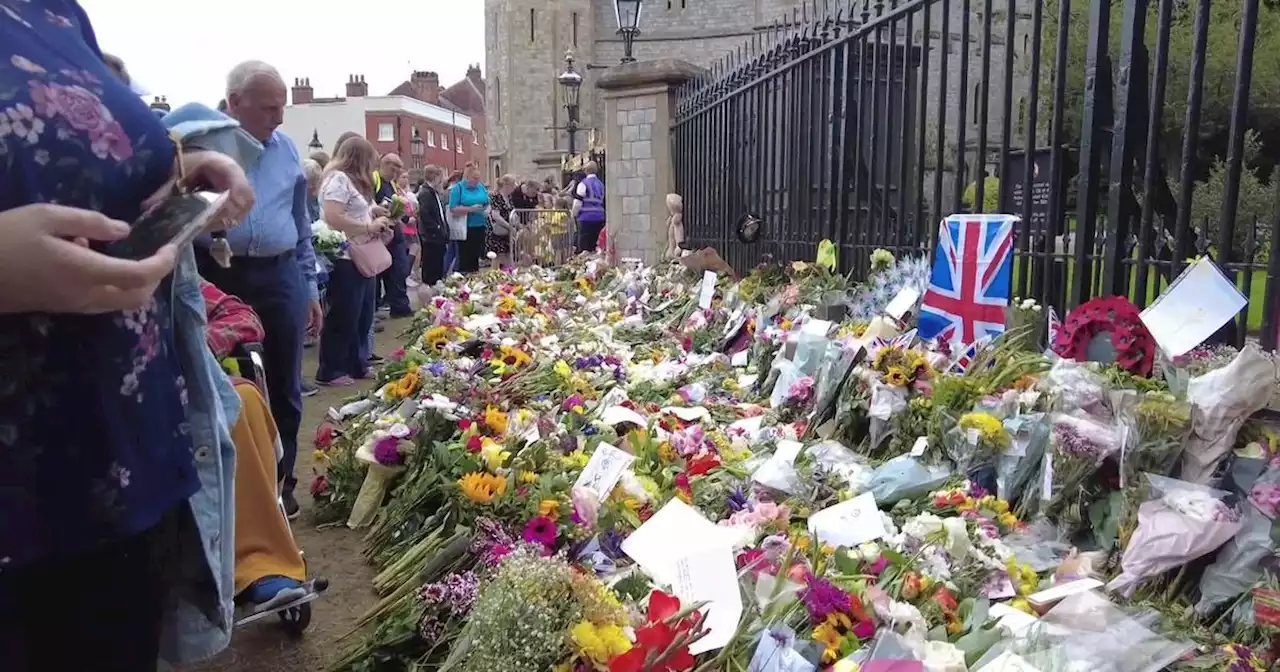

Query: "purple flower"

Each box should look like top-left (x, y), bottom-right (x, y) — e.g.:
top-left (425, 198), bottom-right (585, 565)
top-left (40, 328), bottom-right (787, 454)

top-left (562, 395), bottom-right (586, 412)
top-left (427, 361), bottom-right (446, 376)
top-left (522, 516), bottom-right (559, 547)
top-left (372, 435), bottom-right (403, 466)
top-left (800, 576), bottom-right (853, 624)
top-left (726, 487), bottom-right (749, 512)
top-left (1052, 423), bottom-right (1104, 460)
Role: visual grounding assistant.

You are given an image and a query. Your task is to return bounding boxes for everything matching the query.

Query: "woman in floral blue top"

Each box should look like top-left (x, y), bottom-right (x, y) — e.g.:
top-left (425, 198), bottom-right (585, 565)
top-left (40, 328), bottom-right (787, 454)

top-left (0, 1), bottom-right (255, 668)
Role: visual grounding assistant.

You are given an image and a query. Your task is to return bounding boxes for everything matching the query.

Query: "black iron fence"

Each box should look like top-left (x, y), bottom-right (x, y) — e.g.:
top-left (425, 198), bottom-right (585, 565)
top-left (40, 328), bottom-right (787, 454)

top-left (672, 0), bottom-right (1278, 349)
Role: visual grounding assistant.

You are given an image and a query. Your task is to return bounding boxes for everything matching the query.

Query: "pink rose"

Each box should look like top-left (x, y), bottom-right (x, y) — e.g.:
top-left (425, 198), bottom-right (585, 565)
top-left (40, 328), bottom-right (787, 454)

top-left (29, 80), bottom-right (132, 161)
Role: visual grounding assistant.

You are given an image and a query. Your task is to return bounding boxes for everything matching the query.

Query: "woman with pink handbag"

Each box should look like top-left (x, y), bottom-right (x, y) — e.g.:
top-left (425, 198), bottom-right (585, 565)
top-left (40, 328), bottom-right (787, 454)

top-left (315, 137), bottom-right (393, 386)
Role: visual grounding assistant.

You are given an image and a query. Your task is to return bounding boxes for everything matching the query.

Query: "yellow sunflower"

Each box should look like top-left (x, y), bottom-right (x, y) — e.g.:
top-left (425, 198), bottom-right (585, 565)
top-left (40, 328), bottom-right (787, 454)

top-left (458, 471), bottom-right (507, 504)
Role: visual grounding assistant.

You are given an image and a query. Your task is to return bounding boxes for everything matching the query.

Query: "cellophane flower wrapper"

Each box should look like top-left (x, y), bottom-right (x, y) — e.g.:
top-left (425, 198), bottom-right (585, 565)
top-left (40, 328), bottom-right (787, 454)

top-left (807, 439), bottom-right (874, 492)
top-left (997, 413), bottom-right (1050, 504)
top-left (1018, 412), bottom-right (1120, 526)
top-left (747, 626), bottom-right (819, 672)
top-left (1040, 359), bottom-right (1108, 416)
top-left (1001, 519), bottom-right (1073, 572)
top-left (1107, 473), bottom-right (1243, 597)
top-left (866, 454), bottom-right (952, 505)
top-left (1195, 460), bottom-right (1280, 616)
top-left (971, 591), bottom-right (1192, 672)
top-left (1179, 344), bottom-right (1277, 484)
top-left (867, 380), bottom-right (909, 450)
top-left (346, 461), bottom-right (403, 529)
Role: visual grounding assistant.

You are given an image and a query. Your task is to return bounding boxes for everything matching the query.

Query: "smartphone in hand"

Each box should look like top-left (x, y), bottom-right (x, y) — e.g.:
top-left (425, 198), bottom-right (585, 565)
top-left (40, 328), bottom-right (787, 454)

top-left (111, 192), bottom-right (227, 260)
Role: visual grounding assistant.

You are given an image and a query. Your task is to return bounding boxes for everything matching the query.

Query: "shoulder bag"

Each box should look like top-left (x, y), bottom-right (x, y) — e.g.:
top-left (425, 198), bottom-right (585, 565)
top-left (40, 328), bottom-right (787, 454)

top-left (447, 184), bottom-right (469, 241)
top-left (347, 227), bottom-right (393, 278)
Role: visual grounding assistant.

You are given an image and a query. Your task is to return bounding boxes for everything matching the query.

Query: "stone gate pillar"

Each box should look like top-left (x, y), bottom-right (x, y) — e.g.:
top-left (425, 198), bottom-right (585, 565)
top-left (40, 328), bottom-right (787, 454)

top-left (596, 59), bottom-right (702, 265)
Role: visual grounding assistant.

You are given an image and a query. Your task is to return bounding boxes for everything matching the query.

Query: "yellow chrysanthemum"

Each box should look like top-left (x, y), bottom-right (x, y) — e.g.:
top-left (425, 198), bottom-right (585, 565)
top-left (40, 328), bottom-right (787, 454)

top-left (657, 442), bottom-right (678, 462)
top-left (958, 411), bottom-right (1010, 447)
top-left (555, 360), bottom-right (572, 378)
top-left (312, 449), bottom-right (329, 464)
top-left (570, 621), bottom-right (631, 667)
top-left (520, 470), bottom-right (539, 484)
top-left (458, 471), bottom-right (506, 504)
top-left (539, 499), bottom-right (560, 519)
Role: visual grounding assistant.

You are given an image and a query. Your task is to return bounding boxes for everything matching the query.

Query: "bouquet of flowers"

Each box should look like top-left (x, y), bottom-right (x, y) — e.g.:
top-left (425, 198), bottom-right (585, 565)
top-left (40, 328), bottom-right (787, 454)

top-left (1017, 412), bottom-right (1120, 531)
top-left (1108, 474), bottom-right (1242, 597)
top-left (312, 220), bottom-right (348, 257)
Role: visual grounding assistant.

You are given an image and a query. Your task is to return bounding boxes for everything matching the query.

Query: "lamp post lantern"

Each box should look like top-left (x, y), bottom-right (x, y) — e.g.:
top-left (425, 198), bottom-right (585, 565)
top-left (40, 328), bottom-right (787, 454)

top-left (307, 129), bottom-right (323, 152)
top-left (557, 49), bottom-right (584, 157)
top-left (614, 0), bottom-right (643, 64)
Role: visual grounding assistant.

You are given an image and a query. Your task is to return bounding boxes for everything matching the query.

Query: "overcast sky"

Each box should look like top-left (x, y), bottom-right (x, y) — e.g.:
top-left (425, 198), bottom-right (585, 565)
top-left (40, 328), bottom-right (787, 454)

top-left (80, 0), bottom-right (485, 107)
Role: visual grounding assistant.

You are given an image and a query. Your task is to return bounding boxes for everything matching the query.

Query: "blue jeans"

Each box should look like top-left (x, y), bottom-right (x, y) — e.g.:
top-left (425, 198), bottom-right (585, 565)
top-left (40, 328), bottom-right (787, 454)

top-left (376, 230), bottom-right (412, 316)
top-left (197, 248), bottom-right (306, 495)
top-left (443, 241), bottom-right (459, 276)
top-left (318, 259), bottom-right (376, 382)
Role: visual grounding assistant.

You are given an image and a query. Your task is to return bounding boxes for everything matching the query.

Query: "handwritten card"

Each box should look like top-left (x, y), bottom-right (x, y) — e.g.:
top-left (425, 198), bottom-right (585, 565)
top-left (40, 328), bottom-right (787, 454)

top-left (884, 286), bottom-right (922, 320)
top-left (673, 545), bottom-right (744, 655)
top-left (731, 349), bottom-right (749, 367)
top-left (698, 271), bottom-right (718, 309)
top-left (910, 436), bottom-right (928, 457)
top-left (807, 492), bottom-right (887, 548)
top-left (599, 405), bottom-right (649, 430)
top-left (573, 442), bottom-right (636, 499)
top-left (622, 499), bottom-right (743, 585)
top-left (1140, 257), bottom-right (1247, 357)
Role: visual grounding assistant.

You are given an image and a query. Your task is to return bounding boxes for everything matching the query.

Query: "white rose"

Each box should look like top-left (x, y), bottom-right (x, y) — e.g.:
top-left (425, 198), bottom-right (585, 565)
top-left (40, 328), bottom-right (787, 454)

top-left (856, 541), bottom-right (882, 562)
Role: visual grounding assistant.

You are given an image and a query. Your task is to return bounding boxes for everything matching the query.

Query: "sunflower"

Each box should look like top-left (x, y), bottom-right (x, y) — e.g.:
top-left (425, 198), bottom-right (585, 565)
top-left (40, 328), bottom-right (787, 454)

top-left (458, 471), bottom-right (507, 504)
top-left (424, 326), bottom-right (451, 351)
top-left (883, 366), bottom-right (910, 387)
top-left (498, 344), bottom-right (533, 368)
top-left (484, 405), bottom-right (509, 436)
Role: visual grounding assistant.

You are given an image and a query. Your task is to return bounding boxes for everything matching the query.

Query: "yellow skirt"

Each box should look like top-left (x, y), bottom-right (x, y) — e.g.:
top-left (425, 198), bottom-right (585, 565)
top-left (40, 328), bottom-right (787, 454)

top-left (231, 380), bottom-right (307, 594)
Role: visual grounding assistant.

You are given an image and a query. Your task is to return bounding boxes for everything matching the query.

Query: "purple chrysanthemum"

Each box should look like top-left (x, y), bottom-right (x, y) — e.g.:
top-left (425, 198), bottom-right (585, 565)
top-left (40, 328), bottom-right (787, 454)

top-left (800, 576), bottom-right (853, 625)
top-left (373, 435), bottom-right (402, 466)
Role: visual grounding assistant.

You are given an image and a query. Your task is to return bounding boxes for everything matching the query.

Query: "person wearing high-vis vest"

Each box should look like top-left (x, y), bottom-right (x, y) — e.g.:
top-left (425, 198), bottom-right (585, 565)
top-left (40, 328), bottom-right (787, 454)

top-left (573, 161), bottom-right (606, 253)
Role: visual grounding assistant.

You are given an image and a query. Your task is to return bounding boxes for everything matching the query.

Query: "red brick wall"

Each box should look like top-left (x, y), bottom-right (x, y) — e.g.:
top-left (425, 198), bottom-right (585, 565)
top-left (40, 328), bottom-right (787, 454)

top-left (364, 111), bottom-right (488, 180)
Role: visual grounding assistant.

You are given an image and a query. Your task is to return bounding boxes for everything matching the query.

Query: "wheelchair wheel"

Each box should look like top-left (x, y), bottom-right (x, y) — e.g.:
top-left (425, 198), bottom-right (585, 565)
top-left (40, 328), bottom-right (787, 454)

top-left (278, 602), bottom-right (312, 636)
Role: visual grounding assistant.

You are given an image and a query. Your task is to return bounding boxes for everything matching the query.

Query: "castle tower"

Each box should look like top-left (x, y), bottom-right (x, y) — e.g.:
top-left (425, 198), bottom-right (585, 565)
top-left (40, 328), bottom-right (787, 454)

top-left (486, 0), bottom-right (598, 180)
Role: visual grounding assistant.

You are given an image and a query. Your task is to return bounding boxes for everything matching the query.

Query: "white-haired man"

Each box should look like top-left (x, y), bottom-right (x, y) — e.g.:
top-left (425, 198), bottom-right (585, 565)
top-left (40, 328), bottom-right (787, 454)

top-left (197, 60), bottom-right (321, 519)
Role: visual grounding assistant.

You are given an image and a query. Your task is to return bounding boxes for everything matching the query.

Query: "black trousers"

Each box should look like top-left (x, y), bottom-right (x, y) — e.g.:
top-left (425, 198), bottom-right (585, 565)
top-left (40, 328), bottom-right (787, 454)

top-left (0, 506), bottom-right (185, 671)
top-left (458, 226), bottom-right (487, 273)
top-left (420, 239), bottom-right (446, 286)
top-left (577, 219), bottom-right (605, 253)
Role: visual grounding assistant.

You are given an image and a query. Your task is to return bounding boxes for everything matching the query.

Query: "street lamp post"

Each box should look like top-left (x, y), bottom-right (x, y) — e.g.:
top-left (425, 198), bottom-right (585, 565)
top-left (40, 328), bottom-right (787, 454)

top-left (614, 0), bottom-right (643, 64)
top-left (411, 126), bottom-right (425, 172)
top-left (557, 50), bottom-right (584, 157)
top-left (307, 129), bottom-right (323, 152)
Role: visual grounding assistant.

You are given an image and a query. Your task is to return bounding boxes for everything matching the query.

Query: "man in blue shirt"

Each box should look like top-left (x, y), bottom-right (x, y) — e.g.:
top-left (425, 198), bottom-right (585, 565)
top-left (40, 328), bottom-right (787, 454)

top-left (197, 60), bottom-right (322, 519)
top-left (374, 153), bottom-right (412, 318)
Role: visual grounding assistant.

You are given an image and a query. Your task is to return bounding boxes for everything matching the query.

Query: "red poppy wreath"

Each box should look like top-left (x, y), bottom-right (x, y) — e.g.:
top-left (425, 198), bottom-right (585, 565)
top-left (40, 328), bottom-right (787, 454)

top-left (1051, 296), bottom-right (1157, 376)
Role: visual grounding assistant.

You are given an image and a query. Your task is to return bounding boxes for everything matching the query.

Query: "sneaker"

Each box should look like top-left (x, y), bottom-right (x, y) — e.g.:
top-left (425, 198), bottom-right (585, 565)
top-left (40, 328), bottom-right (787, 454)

top-left (390, 311), bottom-right (414, 319)
top-left (316, 376), bottom-right (356, 387)
top-left (367, 353), bottom-right (385, 364)
top-left (282, 491), bottom-right (301, 520)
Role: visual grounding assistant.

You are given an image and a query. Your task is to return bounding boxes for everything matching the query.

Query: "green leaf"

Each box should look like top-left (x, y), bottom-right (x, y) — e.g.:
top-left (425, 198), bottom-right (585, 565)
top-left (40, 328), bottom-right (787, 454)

top-left (954, 624), bottom-right (1006, 666)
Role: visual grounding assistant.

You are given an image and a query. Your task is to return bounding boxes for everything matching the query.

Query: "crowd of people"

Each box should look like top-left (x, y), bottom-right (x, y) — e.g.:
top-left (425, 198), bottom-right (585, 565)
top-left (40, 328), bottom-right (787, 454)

top-left (0, 2), bottom-right (609, 665)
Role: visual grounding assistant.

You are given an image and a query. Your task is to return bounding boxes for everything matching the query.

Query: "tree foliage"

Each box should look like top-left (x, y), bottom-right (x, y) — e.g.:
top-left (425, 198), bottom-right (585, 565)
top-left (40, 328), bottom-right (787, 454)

top-left (1039, 0), bottom-right (1280, 167)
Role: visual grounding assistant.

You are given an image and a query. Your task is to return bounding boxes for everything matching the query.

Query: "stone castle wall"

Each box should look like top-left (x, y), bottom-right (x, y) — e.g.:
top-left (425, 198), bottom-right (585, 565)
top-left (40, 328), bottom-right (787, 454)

top-left (487, 0), bottom-right (1035, 185)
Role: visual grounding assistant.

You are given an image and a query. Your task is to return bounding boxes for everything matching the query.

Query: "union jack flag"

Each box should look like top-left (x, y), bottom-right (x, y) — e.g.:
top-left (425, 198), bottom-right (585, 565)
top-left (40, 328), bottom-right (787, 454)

top-left (1045, 306), bottom-right (1062, 355)
top-left (918, 214), bottom-right (1017, 345)
top-left (949, 335), bottom-right (993, 374)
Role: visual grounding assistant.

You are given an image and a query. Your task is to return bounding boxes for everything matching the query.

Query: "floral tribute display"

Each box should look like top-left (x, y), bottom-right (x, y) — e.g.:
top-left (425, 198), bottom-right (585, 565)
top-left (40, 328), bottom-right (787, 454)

top-left (312, 247), bottom-right (1280, 672)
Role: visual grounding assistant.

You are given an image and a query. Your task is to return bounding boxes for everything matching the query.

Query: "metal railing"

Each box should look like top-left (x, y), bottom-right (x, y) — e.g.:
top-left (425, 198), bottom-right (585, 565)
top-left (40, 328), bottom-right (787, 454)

top-left (673, 0), bottom-right (1277, 348)
top-left (510, 209), bottom-right (577, 267)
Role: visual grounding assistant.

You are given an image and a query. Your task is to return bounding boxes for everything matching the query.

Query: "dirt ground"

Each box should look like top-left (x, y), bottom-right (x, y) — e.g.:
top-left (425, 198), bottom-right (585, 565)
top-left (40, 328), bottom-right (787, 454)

top-left (184, 318), bottom-right (410, 672)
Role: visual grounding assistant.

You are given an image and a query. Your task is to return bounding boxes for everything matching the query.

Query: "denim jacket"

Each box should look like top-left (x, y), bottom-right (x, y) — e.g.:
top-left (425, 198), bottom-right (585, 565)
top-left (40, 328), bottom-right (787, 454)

top-left (156, 103), bottom-right (262, 664)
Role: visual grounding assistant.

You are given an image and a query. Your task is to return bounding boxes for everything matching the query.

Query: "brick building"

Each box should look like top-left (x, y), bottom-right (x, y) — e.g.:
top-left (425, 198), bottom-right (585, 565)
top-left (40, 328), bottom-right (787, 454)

top-left (282, 67), bottom-right (488, 181)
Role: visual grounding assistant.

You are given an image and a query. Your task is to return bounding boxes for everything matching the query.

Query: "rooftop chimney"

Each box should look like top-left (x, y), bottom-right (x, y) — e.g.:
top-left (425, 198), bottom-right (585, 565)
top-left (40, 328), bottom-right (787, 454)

top-left (291, 77), bottom-right (314, 105)
top-left (345, 74), bottom-right (368, 98)
top-left (466, 64), bottom-right (483, 86)
top-left (149, 95), bottom-right (170, 112)
top-left (408, 70), bottom-right (440, 103)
